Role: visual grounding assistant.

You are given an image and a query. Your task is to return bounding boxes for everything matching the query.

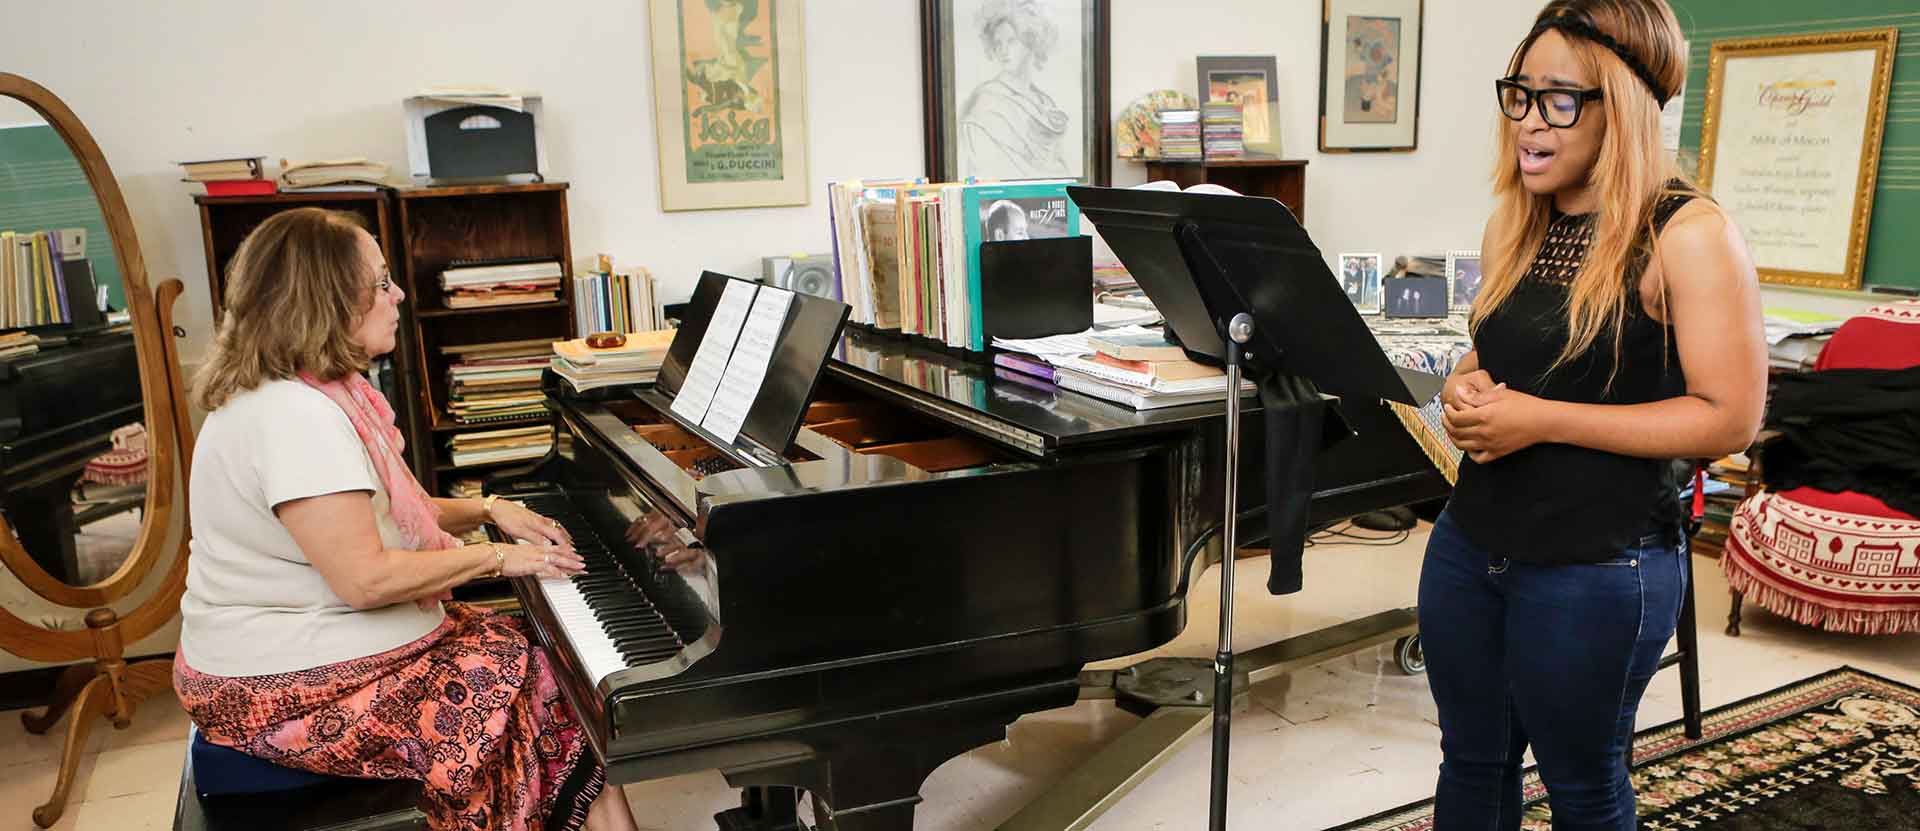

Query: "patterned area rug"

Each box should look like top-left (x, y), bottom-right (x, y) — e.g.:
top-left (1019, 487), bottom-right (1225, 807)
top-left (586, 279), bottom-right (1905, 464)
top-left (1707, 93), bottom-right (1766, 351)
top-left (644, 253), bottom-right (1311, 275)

top-left (1328, 668), bottom-right (1920, 831)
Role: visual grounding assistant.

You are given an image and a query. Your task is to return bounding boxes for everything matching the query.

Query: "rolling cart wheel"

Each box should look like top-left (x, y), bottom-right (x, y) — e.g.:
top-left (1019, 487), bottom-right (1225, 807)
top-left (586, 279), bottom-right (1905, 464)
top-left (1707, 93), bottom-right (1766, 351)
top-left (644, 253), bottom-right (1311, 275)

top-left (1395, 635), bottom-right (1426, 675)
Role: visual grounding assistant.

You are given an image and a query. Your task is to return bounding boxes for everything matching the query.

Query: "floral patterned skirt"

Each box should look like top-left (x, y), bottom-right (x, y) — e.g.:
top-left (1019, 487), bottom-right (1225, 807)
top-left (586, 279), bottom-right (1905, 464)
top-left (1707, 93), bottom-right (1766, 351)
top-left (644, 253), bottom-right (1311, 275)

top-left (174, 603), bottom-right (604, 831)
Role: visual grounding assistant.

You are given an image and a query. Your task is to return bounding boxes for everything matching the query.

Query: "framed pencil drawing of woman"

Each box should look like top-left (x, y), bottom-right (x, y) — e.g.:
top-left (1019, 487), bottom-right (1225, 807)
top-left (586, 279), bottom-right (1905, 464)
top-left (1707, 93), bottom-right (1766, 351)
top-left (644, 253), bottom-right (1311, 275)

top-left (921, 0), bottom-right (1111, 185)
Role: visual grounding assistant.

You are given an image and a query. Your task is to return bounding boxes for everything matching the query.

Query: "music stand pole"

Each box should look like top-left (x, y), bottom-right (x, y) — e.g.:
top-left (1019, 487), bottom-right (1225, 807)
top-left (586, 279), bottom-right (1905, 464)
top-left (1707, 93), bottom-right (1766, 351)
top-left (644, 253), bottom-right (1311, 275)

top-left (1209, 312), bottom-right (1254, 831)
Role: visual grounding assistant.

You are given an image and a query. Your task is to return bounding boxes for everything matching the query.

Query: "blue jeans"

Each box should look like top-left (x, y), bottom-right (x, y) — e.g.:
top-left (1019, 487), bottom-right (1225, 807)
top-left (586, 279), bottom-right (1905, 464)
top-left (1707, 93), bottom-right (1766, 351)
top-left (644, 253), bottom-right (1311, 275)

top-left (1418, 510), bottom-right (1686, 831)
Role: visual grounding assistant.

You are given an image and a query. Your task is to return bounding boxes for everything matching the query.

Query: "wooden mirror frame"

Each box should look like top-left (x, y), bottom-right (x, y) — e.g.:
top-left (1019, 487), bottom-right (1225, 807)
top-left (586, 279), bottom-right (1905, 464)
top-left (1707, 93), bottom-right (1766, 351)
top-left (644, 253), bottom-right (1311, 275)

top-left (0, 73), bottom-right (190, 660)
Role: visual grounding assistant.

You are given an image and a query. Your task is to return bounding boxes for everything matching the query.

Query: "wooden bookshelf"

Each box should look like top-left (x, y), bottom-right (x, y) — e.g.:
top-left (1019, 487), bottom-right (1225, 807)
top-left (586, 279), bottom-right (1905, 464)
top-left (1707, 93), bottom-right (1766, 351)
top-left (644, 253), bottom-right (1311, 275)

top-left (193, 189), bottom-right (426, 472)
top-left (1141, 158), bottom-right (1307, 220)
top-left (394, 182), bottom-right (574, 495)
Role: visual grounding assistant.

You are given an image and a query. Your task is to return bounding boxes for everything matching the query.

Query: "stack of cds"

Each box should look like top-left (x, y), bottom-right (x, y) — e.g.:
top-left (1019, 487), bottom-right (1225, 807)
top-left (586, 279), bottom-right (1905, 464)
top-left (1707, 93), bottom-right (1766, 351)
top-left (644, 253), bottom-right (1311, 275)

top-left (1158, 109), bottom-right (1202, 160)
top-left (1202, 103), bottom-right (1244, 159)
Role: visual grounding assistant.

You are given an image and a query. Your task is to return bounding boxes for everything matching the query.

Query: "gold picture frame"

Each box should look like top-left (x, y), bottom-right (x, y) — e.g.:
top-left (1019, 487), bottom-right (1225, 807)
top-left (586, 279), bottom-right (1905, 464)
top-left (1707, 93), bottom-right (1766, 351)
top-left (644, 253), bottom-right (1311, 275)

top-left (647, 0), bottom-right (810, 212)
top-left (1698, 28), bottom-right (1897, 291)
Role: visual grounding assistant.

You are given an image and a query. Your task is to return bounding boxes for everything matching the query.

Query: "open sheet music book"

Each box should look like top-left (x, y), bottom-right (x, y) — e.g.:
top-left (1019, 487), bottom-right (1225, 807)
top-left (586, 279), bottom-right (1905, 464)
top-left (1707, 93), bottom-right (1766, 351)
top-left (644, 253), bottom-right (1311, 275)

top-left (660, 272), bottom-right (850, 451)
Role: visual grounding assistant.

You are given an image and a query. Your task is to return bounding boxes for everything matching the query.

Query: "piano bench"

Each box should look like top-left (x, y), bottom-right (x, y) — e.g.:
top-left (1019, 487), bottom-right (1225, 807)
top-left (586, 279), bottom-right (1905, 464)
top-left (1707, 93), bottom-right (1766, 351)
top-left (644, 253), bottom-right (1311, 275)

top-left (173, 730), bottom-right (425, 831)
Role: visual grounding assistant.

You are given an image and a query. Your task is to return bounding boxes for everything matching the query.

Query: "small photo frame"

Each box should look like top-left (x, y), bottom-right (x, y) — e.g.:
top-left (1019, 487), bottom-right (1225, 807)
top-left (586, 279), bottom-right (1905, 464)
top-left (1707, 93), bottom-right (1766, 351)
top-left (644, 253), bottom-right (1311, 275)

top-left (1446, 249), bottom-right (1481, 313)
top-left (1197, 55), bottom-right (1282, 157)
top-left (1382, 275), bottom-right (1448, 319)
top-left (1337, 252), bottom-right (1383, 313)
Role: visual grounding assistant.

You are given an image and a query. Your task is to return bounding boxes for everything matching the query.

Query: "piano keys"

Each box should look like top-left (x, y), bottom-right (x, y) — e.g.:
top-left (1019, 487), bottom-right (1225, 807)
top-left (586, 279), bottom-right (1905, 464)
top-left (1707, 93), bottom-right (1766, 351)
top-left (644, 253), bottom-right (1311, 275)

top-left (494, 325), bottom-right (1450, 829)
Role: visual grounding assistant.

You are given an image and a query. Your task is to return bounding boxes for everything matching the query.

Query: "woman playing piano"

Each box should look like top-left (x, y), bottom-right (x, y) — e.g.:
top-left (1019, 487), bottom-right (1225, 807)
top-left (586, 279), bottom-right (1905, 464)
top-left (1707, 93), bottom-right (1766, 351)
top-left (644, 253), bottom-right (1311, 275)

top-left (1424, 1), bottom-right (1766, 828)
top-left (172, 208), bottom-right (640, 831)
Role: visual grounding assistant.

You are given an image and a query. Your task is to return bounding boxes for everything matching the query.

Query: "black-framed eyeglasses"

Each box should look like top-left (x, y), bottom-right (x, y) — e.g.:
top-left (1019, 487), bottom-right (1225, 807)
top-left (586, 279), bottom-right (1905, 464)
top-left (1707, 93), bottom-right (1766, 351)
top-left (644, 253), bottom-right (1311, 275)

top-left (1496, 78), bottom-right (1605, 128)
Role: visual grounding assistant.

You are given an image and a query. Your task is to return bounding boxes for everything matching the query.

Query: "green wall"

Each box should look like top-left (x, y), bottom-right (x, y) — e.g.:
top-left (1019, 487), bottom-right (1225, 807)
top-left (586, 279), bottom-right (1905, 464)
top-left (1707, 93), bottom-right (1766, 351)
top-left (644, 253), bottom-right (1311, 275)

top-left (1671, 1), bottom-right (1920, 291)
top-left (0, 123), bottom-right (124, 312)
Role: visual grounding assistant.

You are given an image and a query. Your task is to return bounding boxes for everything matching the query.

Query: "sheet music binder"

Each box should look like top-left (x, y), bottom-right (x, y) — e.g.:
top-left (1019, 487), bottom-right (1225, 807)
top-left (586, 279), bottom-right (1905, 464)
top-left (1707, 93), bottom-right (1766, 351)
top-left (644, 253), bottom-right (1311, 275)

top-left (658, 271), bottom-right (851, 452)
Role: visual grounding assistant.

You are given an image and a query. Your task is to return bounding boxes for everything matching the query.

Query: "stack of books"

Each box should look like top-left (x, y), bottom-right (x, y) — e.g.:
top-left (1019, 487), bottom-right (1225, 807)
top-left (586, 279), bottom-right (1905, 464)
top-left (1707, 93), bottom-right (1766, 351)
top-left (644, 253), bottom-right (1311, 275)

top-left (0, 331), bottom-right (39, 360)
top-left (2, 229), bottom-right (99, 327)
top-left (439, 260), bottom-right (564, 310)
top-left (549, 329), bottom-right (673, 393)
top-left (1202, 103), bottom-right (1244, 159)
top-left (1158, 109), bottom-right (1202, 160)
top-left (278, 158), bottom-right (390, 192)
top-left (447, 425), bottom-right (552, 468)
top-left (441, 339), bottom-right (553, 424)
top-left (826, 177), bottom-right (1081, 351)
top-left (180, 157), bottom-right (273, 197)
top-left (573, 255), bottom-right (661, 335)
top-left (1048, 329), bottom-right (1250, 410)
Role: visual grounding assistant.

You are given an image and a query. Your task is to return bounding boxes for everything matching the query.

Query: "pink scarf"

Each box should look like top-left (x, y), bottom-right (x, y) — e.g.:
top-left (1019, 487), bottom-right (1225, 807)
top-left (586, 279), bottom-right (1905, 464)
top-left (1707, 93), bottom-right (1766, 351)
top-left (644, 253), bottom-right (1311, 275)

top-left (300, 371), bottom-right (461, 551)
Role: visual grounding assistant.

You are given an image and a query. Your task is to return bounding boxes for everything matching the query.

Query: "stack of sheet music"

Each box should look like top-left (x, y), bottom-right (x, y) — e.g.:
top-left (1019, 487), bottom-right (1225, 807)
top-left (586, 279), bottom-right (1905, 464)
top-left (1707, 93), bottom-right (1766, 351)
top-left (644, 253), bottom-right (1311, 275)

top-left (442, 339), bottom-right (553, 424)
top-left (439, 260), bottom-right (564, 309)
top-left (0, 331), bottom-right (39, 360)
top-left (549, 329), bottom-right (673, 393)
top-left (278, 158), bottom-right (390, 191)
top-left (827, 177), bottom-right (1082, 351)
top-left (989, 325), bottom-right (1252, 410)
top-left (447, 425), bottom-right (551, 467)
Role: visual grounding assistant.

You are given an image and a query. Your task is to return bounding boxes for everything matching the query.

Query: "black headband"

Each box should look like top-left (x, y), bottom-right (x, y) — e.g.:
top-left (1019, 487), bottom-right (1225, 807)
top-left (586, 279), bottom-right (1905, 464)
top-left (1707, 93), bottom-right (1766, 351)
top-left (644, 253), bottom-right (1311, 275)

top-left (1523, 16), bottom-right (1670, 107)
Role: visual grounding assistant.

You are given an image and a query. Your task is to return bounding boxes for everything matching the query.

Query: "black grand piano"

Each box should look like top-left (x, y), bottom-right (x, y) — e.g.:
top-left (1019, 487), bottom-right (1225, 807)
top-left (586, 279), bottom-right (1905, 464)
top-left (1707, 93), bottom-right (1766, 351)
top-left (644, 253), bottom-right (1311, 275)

top-left (0, 328), bottom-right (142, 582)
top-left (491, 302), bottom-right (1448, 829)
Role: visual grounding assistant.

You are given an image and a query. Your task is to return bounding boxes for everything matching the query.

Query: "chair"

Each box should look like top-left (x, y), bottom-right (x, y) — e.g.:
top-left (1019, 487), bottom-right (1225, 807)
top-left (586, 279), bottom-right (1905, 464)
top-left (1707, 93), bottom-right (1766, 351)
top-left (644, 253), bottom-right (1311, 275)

top-left (1724, 300), bottom-right (1920, 636)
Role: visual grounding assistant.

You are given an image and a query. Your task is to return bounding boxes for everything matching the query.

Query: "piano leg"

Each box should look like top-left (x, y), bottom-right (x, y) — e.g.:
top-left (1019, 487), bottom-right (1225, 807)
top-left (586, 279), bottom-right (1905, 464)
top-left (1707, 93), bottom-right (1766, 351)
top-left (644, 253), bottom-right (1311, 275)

top-left (3, 469), bottom-right (86, 584)
top-left (718, 715), bottom-right (1020, 831)
top-left (715, 787), bottom-right (805, 831)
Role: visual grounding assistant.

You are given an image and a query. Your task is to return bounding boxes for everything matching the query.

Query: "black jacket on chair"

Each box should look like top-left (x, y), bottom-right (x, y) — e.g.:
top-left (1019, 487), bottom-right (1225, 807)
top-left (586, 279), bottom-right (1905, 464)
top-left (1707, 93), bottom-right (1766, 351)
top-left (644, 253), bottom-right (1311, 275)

top-left (1761, 365), bottom-right (1920, 517)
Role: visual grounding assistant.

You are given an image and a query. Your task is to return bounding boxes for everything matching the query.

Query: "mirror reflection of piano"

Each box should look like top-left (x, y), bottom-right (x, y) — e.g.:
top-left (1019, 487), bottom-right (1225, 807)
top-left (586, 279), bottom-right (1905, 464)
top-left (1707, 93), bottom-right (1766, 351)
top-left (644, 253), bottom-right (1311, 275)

top-left (0, 328), bottom-right (141, 583)
top-left (490, 326), bottom-right (1450, 829)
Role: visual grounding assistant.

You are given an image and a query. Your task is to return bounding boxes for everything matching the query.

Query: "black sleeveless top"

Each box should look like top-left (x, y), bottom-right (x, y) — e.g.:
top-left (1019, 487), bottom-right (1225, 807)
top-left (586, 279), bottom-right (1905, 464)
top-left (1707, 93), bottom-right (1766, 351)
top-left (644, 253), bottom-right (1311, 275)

top-left (1447, 187), bottom-right (1698, 564)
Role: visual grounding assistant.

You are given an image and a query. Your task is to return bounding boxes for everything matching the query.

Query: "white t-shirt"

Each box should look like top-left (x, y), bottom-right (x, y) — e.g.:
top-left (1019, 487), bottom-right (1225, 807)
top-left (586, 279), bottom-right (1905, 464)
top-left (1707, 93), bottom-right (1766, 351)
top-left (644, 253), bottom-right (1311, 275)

top-left (179, 379), bottom-right (444, 677)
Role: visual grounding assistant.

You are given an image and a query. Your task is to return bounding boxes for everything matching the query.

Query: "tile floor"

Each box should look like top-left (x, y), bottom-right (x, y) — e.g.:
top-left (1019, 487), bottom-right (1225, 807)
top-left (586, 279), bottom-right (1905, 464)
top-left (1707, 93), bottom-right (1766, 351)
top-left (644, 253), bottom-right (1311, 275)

top-left (4, 524), bottom-right (1916, 830)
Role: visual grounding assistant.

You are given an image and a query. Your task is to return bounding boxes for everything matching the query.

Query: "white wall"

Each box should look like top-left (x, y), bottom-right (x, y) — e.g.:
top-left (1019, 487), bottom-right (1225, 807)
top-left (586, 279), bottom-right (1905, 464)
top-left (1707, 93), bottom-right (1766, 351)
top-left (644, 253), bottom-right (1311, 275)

top-left (4, 0), bottom-right (1873, 365)
top-left (3, 0), bottom-right (1560, 364)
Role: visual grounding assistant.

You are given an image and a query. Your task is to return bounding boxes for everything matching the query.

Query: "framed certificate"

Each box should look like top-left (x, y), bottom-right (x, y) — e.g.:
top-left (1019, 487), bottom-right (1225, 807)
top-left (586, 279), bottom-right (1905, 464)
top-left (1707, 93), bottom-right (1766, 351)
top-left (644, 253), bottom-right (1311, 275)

top-left (1698, 28), bottom-right (1897, 290)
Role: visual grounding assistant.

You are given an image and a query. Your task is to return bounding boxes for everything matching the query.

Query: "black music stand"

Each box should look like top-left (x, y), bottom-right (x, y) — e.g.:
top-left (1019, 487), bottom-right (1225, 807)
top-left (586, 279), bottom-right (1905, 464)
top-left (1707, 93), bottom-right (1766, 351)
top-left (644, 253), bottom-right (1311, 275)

top-left (1069, 185), bottom-right (1441, 829)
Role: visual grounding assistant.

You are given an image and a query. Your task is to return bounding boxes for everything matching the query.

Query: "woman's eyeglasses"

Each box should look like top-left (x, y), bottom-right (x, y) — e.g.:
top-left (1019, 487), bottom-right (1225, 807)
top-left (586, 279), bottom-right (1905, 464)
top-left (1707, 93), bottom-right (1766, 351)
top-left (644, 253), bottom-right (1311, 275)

top-left (1496, 78), bottom-right (1604, 128)
top-left (370, 277), bottom-right (393, 295)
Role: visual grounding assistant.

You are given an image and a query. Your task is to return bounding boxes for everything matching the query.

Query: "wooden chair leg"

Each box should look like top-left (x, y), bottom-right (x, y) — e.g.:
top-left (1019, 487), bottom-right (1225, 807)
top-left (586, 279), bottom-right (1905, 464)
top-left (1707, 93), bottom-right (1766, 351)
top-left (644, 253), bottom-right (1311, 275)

top-left (22, 664), bottom-right (98, 735)
top-left (1726, 588), bottom-right (1744, 637)
top-left (33, 672), bottom-right (113, 828)
top-left (1676, 553), bottom-right (1704, 740)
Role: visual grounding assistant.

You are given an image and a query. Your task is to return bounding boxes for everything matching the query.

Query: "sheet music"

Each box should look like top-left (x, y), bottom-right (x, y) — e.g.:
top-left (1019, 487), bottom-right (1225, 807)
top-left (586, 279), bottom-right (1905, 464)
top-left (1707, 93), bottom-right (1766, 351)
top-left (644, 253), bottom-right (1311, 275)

top-left (669, 279), bottom-right (757, 425)
top-left (701, 287), bottom-right (795, 443)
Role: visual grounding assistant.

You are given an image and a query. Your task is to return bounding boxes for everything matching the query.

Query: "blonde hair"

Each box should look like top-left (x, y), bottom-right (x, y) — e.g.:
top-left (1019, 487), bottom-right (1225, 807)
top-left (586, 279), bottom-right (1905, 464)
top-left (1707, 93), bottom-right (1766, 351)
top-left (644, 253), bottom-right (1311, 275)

top-left (1474, 0), bottom-right (1691, 375)
top-left (194, 208), bottom-right (377, 411)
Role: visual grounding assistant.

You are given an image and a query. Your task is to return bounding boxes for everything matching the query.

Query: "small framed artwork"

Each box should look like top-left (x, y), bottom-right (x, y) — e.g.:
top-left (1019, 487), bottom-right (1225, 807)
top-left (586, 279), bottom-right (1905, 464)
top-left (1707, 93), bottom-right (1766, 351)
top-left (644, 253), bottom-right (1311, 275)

top-left (647, 0), bottom-right (810, 211)
top-left (1337, 252), bottom-right (1383, 313)
top-left (1197, 55), bottom-right (1282, 157)
top-left (1318, 0), bottom-right (1423, 153)
top-left (1382, 275), bottom-right (1448, 319)
top-left (1446, 249), bottom-right (1481, 313)
top-left (921, 0), bottom-right (1112, 184)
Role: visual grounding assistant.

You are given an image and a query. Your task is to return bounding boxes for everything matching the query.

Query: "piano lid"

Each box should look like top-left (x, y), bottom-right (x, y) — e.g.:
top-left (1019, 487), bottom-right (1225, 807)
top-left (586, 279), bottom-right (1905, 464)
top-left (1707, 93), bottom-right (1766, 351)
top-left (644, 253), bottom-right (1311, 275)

top-left (828, 327), bottom-right (1254, 454)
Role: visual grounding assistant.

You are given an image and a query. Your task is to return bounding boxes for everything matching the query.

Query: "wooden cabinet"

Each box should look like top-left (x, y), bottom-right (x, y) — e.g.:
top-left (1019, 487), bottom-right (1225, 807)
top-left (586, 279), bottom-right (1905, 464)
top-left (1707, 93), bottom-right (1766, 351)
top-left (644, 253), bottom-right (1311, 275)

top-left (1141, 159), bottom-right (1307, 220)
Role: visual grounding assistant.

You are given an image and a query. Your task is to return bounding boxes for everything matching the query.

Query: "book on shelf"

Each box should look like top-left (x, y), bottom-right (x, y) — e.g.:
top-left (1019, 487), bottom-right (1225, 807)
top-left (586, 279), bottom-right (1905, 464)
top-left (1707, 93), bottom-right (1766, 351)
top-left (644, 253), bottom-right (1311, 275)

top-left (279, 157), bottom-right (390, 189)
top-left (0, 228), bottom-right (98, 328)
top-left (444, 289), bottom-right (560, 309)
top-left (178, 156), bottom-right (264, 181)
top-left (572, 257), bottom-right (660, 336)
top-left (201, 179), bottom-right (278, 197)
top-left (1053, 369), bottom-right (1224, 410)
top-left (1087, 351), bottom-right (1221, 382)
top-left (992, 352), bottom-right (1056, 383)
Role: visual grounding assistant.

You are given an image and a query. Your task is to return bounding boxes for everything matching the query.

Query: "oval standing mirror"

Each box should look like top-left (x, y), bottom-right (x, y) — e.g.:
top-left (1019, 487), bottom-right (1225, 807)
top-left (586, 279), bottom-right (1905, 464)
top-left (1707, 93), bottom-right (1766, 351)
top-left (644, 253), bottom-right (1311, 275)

top-left (0, 73), bottom-right (192, 830)
top-left (0, 95), bottom-right (147, 591)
